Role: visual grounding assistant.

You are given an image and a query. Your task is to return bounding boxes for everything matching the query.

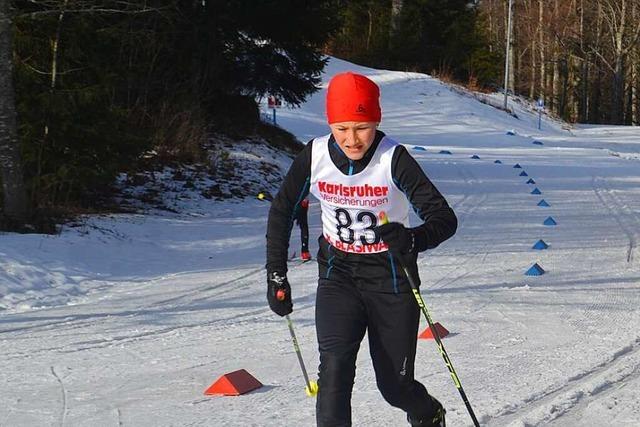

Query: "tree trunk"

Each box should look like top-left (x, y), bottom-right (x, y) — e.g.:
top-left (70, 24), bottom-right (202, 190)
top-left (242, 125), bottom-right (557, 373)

top-left (612, 55), bottom-right (625, 124)
top-left (550, 0), bottom-right (560, 112)
top-left (631, 0), bottom-right (639, 124)
top-left (488, 0), bottom-right (494, 52)
top-left (508, 2), bottom-right (515, 94)
top-left (592, 0), bottom-right (603, 122)
top-left (578, 0), bottom-right (589, 122)
top-left (611, 0), bottom-right (627, 124)
top-left (0, 1), bottom-right (29, 225)
top-left (539, 0), bottom-right (546, 102)
top-left (366, 7), bottom-right (372, 51)
top-left (390, 0), bottom-right (403, 37)
top-left (530, 36), bottom-right (536, 99)
top-left (562, 57), bottom-right (570, 120)
top-left (35, 0), bottom-right (68, 204)
top-left (626, 69), bottom-right (634, 123)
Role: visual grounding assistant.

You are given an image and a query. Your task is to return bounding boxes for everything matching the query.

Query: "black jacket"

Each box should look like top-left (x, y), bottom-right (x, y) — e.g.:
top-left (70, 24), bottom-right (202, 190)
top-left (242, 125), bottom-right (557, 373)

top-left (266, 130), bottom-right (457, 274)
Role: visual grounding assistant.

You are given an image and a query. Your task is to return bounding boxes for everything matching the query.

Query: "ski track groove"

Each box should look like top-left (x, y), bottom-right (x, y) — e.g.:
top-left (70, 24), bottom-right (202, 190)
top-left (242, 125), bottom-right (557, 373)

top-left (592, 176), bottom-right (637, 265)
top-left (150, 265), bottom-right (265, 306)
top-left (149, 258), bottom-right (311, 308)
top-left (161, 260), bottom-right (314, 308)
top-left (2, 298), bottom-right (318, 359)
top-left (548, 176), bottom-right (640, 334)
top-left (547, 362), bottom-right (640, 426)
top-left (489, 337), bottom-right (640, 426)
top-left (0, 267), bottom-right (263, 336)
top-left (0, 261), bottom-right (314, 345)
top-left (423, 158), bottom-right (499, 292)
top-left (1, 260), bottom-right (317, 360)
top-left (604, 180), bottom-right (640, 266)
top-left (50, 366), bottom-right (68, 427)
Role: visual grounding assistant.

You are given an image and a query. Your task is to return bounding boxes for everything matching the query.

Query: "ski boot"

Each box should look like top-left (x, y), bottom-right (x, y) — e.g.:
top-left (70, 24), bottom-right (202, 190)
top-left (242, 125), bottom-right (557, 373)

top-left (301, 251), bottom-right (312, 261)
top-left (407, 395), bottom-right (446, 427)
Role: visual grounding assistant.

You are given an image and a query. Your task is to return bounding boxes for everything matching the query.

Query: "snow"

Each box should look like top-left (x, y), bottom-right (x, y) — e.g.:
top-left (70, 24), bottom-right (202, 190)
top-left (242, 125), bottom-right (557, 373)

top-left (2, 56), bottom-right (640, 426)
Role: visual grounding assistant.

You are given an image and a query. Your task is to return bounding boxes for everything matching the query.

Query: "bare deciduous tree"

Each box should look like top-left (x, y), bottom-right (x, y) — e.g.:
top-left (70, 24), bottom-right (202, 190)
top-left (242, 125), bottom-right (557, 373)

top-left (479, 0), bottom-right (640, 124)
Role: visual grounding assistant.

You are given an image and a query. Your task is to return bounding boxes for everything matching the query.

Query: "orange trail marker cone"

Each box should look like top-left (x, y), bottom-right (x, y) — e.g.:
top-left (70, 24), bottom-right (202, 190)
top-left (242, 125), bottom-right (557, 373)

top-left (204, 369), bottom-right (262, 396)
top-left (419, 322), bottom-right (450, 339)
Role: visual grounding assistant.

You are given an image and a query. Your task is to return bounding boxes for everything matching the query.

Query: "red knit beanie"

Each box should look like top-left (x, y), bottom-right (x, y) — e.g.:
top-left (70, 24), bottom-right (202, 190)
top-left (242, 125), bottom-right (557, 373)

top-left (326, 72), bottom-right (381, 124)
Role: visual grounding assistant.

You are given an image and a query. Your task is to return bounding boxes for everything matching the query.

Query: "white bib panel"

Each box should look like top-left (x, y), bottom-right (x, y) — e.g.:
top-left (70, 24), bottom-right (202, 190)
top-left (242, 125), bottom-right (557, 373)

top-left (309, 134), bottom-right (410, 254)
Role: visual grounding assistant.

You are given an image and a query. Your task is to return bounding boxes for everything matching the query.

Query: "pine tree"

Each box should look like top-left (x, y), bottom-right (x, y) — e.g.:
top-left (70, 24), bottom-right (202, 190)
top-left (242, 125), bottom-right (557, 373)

top-left (8, 0), bottom-right (339, 215)
top-left (390, 0), bottom-right (479, 80)
top-left (0, 0), bottom-right (29, 227)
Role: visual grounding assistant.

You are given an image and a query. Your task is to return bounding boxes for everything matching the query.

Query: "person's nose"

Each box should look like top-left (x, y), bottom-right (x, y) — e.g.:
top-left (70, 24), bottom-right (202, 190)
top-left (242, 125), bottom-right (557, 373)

top-left (345, 129), bottom-right (358, 146)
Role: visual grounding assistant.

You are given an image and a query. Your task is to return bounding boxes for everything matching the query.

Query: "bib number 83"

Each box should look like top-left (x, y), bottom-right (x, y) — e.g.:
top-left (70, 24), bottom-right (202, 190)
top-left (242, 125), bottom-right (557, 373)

top-left (335, 208), bottom-right (380, 245)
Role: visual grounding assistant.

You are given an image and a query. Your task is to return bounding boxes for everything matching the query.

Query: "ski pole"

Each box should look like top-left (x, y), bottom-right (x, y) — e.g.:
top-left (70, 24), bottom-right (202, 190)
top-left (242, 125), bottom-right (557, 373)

top-left (276, 289), bottom-right (319, 397)
top-left (379, 212), bottom-right (480, 427)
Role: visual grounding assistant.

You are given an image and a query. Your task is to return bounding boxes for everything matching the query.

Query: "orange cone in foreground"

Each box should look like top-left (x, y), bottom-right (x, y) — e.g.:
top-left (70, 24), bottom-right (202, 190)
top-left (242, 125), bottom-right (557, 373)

top-left (204, 369), bottom-right (263, 396)
top-left (418, 322), bottom-right (450, 339)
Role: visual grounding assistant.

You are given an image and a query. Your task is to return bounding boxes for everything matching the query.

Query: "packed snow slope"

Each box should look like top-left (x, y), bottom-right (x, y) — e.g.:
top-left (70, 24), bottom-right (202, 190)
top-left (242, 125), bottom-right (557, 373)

top-left (2, 57), bottom-right (640, 426)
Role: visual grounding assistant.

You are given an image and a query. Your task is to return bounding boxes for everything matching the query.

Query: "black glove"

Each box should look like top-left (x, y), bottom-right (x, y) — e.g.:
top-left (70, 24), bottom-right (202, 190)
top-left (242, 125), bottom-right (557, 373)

top-left (267, 271), bottom-right (293, 316)
top-left (374, 222), bottom-right (415, 254)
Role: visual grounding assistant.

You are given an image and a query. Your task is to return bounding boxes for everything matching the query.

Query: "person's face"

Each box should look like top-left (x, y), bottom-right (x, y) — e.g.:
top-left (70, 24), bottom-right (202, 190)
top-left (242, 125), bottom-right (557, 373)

top-left (329, 121), bottom-right (378, 160)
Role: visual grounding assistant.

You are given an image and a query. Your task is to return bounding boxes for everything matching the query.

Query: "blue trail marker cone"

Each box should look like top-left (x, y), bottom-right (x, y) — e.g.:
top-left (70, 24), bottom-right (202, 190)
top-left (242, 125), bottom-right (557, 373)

top-left (531, 188), bottom-right (542, 195)
top-left (525, 263), bottom-right (546, 276)
top-left (506, 130), bottom-right (516, 135)
top-left (519, 171), bottom-right (529, 177)
top-left (513, 163), bottom-right (522, 169)
top-left (471, 154), bottom-right (480, 159)
top-left (527, 178), bottom-right (536, 184)
top-left (439, 150), bottom-right (452, 155)
top-left (533, 140), bottom-right (544, 145)
top-left (413, 146), bottom-right (427, 151)
top-left (494, 160), bottom-right (503, 164)
top-left (543, 216), bottom-right (557, 226)
top-left (532, 239), bottom-right (549, 250)
top-left (537, 199), bottom-right (550, 207)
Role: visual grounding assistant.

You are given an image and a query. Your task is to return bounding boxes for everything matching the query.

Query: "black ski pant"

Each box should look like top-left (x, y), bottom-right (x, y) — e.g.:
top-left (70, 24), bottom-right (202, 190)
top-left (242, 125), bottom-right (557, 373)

top-left (296, 206), bottom-right (309, 253)
top-left (315, 240), bottom-right (435, 426)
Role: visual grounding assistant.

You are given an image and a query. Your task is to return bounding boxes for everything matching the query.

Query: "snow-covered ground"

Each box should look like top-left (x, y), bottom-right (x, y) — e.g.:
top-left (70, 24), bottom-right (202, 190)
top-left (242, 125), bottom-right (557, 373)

top-left (2, 57), bottom-right (640, 426)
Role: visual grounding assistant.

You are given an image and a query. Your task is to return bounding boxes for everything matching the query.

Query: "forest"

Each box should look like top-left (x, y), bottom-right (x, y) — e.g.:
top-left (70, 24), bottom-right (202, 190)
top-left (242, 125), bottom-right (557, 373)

top-left (1, 0), bottom-right (639, 231)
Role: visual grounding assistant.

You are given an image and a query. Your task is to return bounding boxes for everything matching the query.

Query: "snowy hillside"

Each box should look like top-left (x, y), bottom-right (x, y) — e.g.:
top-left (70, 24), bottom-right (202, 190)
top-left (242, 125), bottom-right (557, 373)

top-left (2, 57), bottom-right (640, 426)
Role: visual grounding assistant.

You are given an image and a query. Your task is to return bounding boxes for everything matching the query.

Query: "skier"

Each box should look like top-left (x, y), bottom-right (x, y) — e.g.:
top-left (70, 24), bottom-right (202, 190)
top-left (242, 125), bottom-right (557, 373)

top-left (259, 192), bottom-right (311, 261)
top-left (265, 72), bottom-right (457, 427)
